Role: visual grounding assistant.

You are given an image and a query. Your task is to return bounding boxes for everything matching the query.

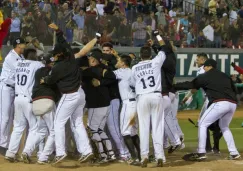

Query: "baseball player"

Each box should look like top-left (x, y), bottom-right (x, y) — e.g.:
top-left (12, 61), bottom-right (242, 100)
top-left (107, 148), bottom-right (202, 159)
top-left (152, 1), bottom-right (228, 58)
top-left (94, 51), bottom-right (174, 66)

top-left (101, 42), bottom-right (129, 160)
top-left (5, 48), bottom-right (44, 162)
top-left (0, 38), bottom-right (25, 155)
top-left (182, 53), bottom-right (222, 154)
top-left (176, 59), bottom-right (240, 161)
top-left (82, 49), bottom-right (115, 163)
top-left (101, 54), bottom-right (141, 165)
top-left (32, 54), bottom-right (60, 164)
top-left (130, 34), bottom-right (166, 167)
top-left (154, 40), bottom-right (183, 154)
top-left (41, 24), bottom-right (93, 164)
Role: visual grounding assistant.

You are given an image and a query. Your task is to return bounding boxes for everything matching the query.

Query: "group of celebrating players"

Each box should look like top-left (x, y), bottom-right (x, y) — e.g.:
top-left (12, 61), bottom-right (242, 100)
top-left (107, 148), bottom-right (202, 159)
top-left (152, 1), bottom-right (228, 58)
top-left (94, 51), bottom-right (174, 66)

top-left (0, 22), bottom-right (241, 168)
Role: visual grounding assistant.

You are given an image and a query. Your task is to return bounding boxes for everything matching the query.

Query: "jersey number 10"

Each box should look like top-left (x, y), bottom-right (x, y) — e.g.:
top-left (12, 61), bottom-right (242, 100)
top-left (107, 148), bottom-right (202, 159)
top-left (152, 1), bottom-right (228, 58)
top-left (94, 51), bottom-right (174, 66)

top-left (17, 74), bottom-right (27, 86)
top-left (141, 76), bottom-right (155, 89)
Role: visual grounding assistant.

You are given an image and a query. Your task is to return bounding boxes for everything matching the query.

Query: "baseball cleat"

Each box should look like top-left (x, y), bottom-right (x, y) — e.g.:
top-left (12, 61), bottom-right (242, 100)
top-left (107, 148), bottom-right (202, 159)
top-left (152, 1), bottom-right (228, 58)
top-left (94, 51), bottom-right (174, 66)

top-left (182, 153), bottom-right (207, 161)
top-left (213, 149), bottom-right (221, 155)
top-left (141, 158), bottom-right (148, 168)
top-left (127, 158), bottom-right (140, 166)
top-left (21, 153), bottom-right (31, 164)
top-left (226, 154), bottom-right (241, 160)
top-left (5, 156), bottom-right (16, 163)
top-left (37, 160), bottom-right (49, 165)
top-left (168, 145), bottom-right (180, 154)
top-left (79, 152), bottom-right (94, 163)
top-left (107, 154), bottom-right (116, 162)
top-left (156, 158), bottom-right (163, 167)
top-left (53, 154), bottom-right (67, 164)
top-left (117, 156), bottom-right (129, 163)
top-left (180, 143), bottom-right (186, 150)
top-left (98, 157), bottom-right (108, 164)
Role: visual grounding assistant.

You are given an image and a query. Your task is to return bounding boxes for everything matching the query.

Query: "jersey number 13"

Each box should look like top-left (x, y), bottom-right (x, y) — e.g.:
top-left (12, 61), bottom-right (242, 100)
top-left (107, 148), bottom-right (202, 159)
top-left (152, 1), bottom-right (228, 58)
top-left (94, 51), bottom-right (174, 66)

top-left (17, 74), bottom-right (27, 86)
top-left (141, 76), bottom-right (155, 89)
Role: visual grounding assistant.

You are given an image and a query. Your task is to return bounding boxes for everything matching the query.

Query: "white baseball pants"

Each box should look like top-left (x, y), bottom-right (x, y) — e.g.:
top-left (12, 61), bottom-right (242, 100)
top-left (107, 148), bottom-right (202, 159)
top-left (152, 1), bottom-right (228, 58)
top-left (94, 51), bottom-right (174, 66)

top-left (163, 96), bottom-right (181, 146)
top-left (0, 83), bottom-right (15, 148)
top-left (37, 108), bottom-right (55, 161)
top-left (107, 99), bottom-right (129, 157)
top-left (198, 101), bottom-right (239, 155)
top-left (120, 99), bottom-right (138, 136)
top-left (198, 97), bottom-right (209, 120)
top-left (137, 93), bottom-right (164, 160)
top-left (169, 92), bottom-right (184, 137)
top-left (88, 107), bottom-right (114, 157)
top-left (54, 87), bottom-right (92, 157)
top-left (6, 95), bottom-right (39, 158)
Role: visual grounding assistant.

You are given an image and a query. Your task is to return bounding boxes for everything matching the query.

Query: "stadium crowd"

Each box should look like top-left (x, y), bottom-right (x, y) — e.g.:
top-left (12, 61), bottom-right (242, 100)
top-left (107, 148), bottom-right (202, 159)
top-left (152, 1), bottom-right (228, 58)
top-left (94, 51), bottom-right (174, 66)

top-left (0, 0), bottom-right (243, 48)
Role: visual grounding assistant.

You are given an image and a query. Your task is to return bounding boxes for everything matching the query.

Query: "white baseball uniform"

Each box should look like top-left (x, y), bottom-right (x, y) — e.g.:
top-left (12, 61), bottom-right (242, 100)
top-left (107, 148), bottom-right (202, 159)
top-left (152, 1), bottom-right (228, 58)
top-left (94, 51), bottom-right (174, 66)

top-left (6, 60), bottom-right (44, 158)
top-left (131, 51), bottom-right (166, 160)
top-left (113, 68), bottom-right (138, 137)
top-left (0, 50), bottom-right (24, 149)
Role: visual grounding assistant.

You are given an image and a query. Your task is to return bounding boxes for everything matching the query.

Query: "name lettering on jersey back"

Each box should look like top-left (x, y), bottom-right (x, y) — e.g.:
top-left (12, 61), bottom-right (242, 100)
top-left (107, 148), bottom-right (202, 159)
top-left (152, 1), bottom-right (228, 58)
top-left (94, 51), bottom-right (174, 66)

top-left (135, 63), bottom-right (153, 78)
top-left (16, 62), bottom-right (31, 74)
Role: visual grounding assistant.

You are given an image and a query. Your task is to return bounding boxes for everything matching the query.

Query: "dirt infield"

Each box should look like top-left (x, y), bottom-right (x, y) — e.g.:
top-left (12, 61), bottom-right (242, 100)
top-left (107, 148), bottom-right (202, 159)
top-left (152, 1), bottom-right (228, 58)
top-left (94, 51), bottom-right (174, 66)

top-left (0, 109), bottom-right (242, 171)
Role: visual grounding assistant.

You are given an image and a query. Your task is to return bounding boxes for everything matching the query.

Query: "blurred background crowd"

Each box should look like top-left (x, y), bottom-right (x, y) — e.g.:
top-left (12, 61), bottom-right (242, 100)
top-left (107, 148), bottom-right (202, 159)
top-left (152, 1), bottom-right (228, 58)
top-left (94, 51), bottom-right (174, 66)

top-left (0, 0), bottom-right (243, 48)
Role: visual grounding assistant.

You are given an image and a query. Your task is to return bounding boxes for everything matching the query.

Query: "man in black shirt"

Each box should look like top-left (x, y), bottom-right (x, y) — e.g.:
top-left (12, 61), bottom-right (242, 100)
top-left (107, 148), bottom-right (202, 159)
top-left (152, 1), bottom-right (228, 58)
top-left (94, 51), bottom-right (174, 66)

top-left (82, 49), bottom-right (116, 163)
top-left (101, 42), bottom-right (129, 160)
top-left (175, 59), bottom-right (240, 161)
top-left (41, 23), bottom-right (93, 164)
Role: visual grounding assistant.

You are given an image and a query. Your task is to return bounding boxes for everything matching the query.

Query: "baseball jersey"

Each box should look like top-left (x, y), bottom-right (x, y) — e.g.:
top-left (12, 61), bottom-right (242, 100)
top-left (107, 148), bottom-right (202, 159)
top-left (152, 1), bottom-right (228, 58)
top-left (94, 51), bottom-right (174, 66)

top-left (0, 49), bottom-right (24, 86)
top-left (113, 68), bottom-right (135, 101)
top-left (15, 60), bottom-right (44, 98)
top-left (131, 51), bottom-right (166, 95)
top-left (197, 66), bottom-right (205, 76)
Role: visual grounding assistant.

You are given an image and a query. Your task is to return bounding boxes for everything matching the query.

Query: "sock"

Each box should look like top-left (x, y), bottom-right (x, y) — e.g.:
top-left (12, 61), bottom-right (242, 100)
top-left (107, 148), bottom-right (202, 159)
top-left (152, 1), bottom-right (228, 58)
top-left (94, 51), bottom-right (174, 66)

top-left (123, 135), bottom-right (136, 159)
top-left (131, 135), bottom-right (141, 160)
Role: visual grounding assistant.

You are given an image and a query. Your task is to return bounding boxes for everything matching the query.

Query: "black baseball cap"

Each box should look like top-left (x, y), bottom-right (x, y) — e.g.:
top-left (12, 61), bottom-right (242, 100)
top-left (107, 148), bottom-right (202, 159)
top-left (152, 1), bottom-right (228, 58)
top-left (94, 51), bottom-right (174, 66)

top-left (13, 37), bottom-right (25, 47)
top-left (49, 43), bottom-right (67, 56)
top-left (38, 53), bottom-right (53, 64)
top-left (88, 49), bottom-right (103, 61)
top-left (204, 59), bottom-right (217, 68)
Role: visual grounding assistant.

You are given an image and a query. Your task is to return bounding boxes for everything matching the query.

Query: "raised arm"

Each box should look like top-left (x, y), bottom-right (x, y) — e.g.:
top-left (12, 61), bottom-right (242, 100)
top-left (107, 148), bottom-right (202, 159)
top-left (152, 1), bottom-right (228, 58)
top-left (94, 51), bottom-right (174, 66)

top-left (74, 33), bottom-right (101, 58)
top-left (231, 62), bottom-right (243, 74)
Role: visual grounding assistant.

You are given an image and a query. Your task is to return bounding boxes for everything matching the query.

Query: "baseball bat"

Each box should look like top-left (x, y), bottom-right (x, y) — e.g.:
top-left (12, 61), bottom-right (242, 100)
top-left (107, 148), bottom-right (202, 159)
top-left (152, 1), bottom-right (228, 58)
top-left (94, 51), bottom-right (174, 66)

top-left (188, 118), bottom-right (198, 127)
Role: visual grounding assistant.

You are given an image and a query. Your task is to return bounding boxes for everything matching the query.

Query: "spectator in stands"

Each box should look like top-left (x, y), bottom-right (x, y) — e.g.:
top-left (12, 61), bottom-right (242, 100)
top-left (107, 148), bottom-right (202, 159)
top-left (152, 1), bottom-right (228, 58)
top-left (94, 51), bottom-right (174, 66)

top-left (198, 30), bottom-right (207, 47)
top-left (14, 2), bottom-right (26, 20)
top-left (10, 11), bottom-right (21, 44)
top-left (132, 15), bottom-right (147, 47)
top-left (21, 16), bottom-right (36, 39)
top-left (85, 3), bottom-right (98, 40)
top-left (22, 0), bottom-right (30, 8)
top-left (186, 28), bottom-right (196, 47)
top-left (180, 14), bottom-right (189, 34)
top-left (99, 27), bottom-right (116, 44)
top-left (169, 6), bottom-right (177, 18)
top-left (208, 0), bottom-right (218, 16)
top-left (125, 0), bottom-right (137, 23)
top-left (118, 18), bottom-right (132, 46)
top-left (104, 0), bottom-right (116, 14)
top-left (203, 21), bottom-right (214, 47)
top-left (35, 11), bottom-right (49, 44)
top-left (145, 11), bottom-right (156, 33)
top-left (73, 8), bottom-right (85, 43)
top-left (229, 20), bottom-right (241, 47)
top-left (229, 7), bottom-right (238, 24)
top-left (220, 13), bottom-right (229, 41)
top-left (238, 5), bottom-right (243, 18)
top-left (56, 11), bottom-right (65, 34)
top-left (199, 16), bottom-right (207, 31)
top-left (155, 6), bottom-right (166, 28)
top-left (214, 20), bottom-right (222, 48)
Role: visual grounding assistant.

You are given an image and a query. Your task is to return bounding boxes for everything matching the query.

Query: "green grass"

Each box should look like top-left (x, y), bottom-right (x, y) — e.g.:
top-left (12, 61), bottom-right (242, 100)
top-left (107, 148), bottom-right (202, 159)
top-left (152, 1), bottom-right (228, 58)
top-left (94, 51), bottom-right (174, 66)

top-left (179, 118), bottom-right (243, 152)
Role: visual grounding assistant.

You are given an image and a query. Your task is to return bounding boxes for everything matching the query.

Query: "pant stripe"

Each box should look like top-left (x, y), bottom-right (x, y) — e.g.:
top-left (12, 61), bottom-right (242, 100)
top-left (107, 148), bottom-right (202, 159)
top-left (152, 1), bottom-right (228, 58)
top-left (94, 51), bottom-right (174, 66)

top-left (89, 109), bottom-right (95, 128)
top-left (55, 95), bottom-right (66, 119)
top-left (200, 103), bottom-right (217, 124)
top-left (111, 102), bottom-right (122, 140)
top-left (164, 112), bottom-right (177, 143)
top-left (121, 104), bottom-right (127, 135)
top-left (0, 85), bottom-right (3, 144)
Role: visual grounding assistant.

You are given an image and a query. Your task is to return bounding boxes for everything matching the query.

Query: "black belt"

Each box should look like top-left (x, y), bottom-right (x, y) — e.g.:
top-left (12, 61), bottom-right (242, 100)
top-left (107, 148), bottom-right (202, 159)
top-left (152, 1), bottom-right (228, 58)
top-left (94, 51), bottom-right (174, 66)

top-left (6, 84), bottom-right (14, 89)
top-left (153, 91), bottom-right (161, 93)
top-left (129, 98), bottom-right (136, 102)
